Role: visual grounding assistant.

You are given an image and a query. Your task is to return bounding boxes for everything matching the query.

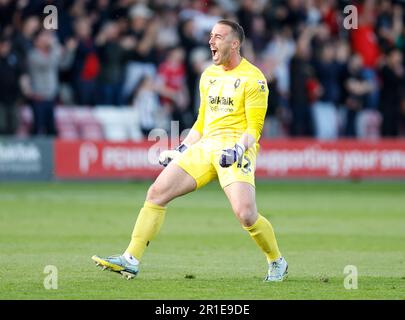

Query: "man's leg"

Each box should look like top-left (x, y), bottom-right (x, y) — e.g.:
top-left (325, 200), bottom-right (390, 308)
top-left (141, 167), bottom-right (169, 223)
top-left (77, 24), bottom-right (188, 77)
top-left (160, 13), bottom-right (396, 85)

top-left (93, 140), bottom-right (215, 278)
top-left (92, 162), bottom-right (198, 278)
top-left (44, 100), bottom-right (57, 136)
top-left (125, 162), bottom-right (197, 261)
top-left (223, 182), bottom-right (281, 263)
top-left (30, 100), bottom-right (41, 135)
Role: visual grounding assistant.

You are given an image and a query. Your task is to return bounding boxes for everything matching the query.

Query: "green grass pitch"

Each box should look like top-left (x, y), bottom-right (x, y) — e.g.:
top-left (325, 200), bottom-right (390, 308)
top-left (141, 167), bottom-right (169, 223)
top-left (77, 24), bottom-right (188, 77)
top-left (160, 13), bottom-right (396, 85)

top-left (0, 180), bottom-right (404, 300)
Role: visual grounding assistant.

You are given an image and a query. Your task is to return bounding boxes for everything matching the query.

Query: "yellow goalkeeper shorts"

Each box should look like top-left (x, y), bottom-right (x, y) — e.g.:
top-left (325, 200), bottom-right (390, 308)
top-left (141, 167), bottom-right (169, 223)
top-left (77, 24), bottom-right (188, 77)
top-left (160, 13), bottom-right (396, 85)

top-left (174, 138), bottom-right (257, 189)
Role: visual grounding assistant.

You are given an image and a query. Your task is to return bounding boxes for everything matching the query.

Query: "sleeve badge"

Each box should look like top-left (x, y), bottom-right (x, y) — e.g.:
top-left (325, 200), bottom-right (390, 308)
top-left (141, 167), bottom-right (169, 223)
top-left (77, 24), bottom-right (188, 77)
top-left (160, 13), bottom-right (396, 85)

top-left (257, 80), bottom-right (267, 92)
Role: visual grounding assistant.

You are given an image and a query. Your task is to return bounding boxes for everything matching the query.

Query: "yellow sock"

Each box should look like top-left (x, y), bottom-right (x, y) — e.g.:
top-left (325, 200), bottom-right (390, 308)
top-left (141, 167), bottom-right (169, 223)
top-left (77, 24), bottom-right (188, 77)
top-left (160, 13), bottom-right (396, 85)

top-left (125, 201), bottom-right (166, 261)
top-left (243, 214), bottom-right (281, 263)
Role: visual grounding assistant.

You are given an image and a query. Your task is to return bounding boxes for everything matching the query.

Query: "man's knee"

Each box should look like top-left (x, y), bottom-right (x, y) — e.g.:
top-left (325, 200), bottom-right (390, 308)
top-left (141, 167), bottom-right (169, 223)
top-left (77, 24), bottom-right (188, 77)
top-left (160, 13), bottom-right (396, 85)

top-left (233, 202), bottom-right (257, 227)
top-left (146, 182), bottom-right (169, 206)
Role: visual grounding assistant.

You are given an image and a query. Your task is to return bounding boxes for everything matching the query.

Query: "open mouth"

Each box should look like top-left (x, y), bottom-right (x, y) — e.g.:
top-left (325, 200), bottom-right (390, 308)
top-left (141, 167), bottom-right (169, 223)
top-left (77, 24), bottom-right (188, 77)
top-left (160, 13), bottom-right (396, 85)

top-left (211, 48), bottom-right (218, 59)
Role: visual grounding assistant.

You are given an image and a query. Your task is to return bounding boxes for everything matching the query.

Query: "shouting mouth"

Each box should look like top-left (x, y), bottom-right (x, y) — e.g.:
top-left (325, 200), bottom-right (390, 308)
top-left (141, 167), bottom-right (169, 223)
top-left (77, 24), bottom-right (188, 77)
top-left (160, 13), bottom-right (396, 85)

top-left (211, 48), bottom-right (219, 60)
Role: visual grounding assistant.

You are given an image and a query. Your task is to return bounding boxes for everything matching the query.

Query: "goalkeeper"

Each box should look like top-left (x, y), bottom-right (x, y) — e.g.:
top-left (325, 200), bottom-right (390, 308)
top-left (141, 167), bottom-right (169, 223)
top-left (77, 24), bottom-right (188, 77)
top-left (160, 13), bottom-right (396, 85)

top-left (92, 20), bottom-right (288, 282)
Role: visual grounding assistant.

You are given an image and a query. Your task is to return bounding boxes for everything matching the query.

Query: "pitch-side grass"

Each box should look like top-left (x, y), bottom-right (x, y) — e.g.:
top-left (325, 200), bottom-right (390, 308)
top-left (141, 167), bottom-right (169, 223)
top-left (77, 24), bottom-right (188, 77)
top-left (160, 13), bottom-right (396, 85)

top-left (0, 180), bottom-right (404, 299)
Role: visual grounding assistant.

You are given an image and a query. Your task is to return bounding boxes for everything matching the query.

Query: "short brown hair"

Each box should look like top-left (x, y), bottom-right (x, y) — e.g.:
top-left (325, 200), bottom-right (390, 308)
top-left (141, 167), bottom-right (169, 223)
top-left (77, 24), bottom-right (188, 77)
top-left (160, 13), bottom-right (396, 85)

top-left (217, 19), bottom-right (245, 45)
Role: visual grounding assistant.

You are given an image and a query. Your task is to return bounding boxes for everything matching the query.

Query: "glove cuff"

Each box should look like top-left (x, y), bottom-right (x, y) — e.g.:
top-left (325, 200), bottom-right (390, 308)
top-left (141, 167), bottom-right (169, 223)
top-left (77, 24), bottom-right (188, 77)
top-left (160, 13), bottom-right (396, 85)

top-left (176, 143), bottom-right (188, 153)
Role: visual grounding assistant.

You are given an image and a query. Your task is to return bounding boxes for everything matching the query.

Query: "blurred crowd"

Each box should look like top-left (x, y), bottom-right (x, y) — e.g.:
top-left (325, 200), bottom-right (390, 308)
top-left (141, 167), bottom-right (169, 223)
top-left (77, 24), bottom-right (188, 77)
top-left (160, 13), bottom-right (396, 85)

top-left (0, 0), bottom-right (405, 139)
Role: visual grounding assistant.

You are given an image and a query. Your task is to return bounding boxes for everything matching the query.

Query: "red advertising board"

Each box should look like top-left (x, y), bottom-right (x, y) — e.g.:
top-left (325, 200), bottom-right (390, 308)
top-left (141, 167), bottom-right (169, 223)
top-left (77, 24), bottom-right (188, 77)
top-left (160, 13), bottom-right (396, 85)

top-left (257, 139), bottom-right (405, 178)
top-left (55, 140), bottom-right (162, 179)
top-left (55, 139), bottom-right (405, 179)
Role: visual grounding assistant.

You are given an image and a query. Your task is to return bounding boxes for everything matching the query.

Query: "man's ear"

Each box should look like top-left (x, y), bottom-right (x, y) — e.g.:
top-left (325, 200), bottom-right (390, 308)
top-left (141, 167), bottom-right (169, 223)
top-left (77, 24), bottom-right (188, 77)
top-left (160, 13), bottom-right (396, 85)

top-left (232, 40), bottom-right (240, 50)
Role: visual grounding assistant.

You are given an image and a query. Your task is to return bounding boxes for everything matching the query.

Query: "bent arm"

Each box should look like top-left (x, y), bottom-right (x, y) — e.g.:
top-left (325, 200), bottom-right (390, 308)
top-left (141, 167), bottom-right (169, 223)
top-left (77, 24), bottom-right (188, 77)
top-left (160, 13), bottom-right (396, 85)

top-left (238, 77), bottom-right (268, 150)
top-left (238, 106), bottom-right (267, 149)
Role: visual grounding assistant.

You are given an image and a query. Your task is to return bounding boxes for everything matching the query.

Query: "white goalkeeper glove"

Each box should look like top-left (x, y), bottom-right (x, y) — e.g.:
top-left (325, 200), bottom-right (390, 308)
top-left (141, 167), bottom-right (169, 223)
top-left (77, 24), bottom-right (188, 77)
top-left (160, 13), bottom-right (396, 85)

top-left (219, 143), bottom-right (246, 168)
top-left (158, 143), bottom-right (188, 167)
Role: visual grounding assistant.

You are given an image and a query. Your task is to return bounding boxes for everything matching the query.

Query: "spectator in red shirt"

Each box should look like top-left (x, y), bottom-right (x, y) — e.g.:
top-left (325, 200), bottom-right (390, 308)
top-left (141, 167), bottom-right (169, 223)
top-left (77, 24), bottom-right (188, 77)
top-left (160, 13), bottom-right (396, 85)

top-left (72, 17), bottom-right (100, 106)
top-left (351, 25), bottom-right (380, 69)
top-left (157, 46), bottom-right (190, 131)
top-left (349, 2), bottom-right (381, 111)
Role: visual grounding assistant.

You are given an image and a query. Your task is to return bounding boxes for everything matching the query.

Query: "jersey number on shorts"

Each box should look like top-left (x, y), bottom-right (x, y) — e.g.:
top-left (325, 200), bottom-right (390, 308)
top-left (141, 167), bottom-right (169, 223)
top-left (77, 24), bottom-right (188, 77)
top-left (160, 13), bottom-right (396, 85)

top-left (241, 156), bottom-right (252, 174)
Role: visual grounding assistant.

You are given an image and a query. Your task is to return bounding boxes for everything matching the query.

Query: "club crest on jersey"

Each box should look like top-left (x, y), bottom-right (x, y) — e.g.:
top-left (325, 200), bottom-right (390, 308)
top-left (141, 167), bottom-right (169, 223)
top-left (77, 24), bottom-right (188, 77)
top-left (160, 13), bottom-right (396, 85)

top-left (234, 78), bottom-right (240, 89)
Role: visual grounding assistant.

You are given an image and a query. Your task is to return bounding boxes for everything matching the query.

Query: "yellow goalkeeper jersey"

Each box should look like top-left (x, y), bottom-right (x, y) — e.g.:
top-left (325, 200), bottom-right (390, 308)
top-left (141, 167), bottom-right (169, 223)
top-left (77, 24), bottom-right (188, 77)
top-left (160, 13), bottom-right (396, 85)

top-left (192, 58), bottom-right (269, 143)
